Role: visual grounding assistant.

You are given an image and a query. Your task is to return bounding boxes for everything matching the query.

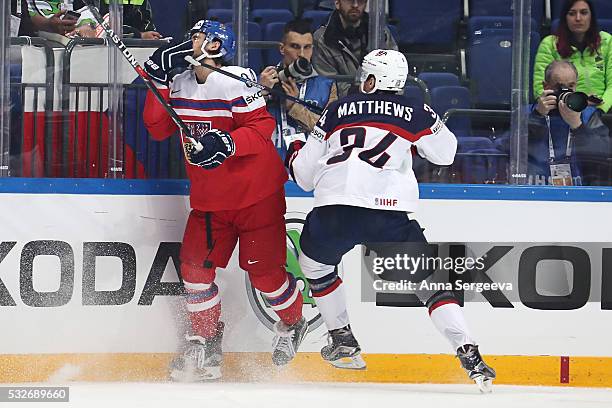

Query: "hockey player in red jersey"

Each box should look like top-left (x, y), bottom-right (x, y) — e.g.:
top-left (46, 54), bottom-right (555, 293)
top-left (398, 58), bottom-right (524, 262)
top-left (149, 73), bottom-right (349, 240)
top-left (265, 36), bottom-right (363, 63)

top-left (142, 20), bottom-right (307, 381)
top-left (285, 49), bottom-right (496, 392)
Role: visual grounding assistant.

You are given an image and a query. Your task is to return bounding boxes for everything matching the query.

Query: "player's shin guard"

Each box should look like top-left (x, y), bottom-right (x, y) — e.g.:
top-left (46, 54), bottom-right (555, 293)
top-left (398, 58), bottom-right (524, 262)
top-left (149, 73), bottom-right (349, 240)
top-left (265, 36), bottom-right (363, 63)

top-left (184, 281), bottom-right (222, 339)
top-left (302, 254), bottom-right (365, 369)
top-left (301, 252), bottom-right (349, 330)
top-left (427, 292), bottom-right (495, 392)
top-left (427, 292), bottom-right (473, 351)
top-left (262, 273), bottom-right (303, 325)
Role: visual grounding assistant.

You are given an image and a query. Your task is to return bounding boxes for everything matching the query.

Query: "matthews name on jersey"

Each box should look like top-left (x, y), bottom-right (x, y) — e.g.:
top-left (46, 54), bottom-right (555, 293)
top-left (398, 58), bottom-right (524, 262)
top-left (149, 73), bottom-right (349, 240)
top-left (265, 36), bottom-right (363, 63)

top-left (289, 91), bottom-right (457, 212)
top-left (143, 65), bottom-right (287, 212)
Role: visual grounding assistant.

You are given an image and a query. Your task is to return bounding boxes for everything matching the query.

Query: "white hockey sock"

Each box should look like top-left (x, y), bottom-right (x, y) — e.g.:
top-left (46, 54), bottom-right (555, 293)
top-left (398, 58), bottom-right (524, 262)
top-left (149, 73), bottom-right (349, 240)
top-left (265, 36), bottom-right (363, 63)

top-left (314, 282), bottom-right (350, 331)
top-left (300, 251), bottom-right (349, 331)
top-left (429, 303), bottom-right (474, 351)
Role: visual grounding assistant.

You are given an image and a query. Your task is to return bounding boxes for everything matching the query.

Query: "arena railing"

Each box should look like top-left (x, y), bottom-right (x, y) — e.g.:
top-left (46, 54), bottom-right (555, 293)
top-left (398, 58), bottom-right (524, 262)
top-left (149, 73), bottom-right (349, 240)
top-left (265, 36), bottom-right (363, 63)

top-left (7, 37), bottom-right (55, 178)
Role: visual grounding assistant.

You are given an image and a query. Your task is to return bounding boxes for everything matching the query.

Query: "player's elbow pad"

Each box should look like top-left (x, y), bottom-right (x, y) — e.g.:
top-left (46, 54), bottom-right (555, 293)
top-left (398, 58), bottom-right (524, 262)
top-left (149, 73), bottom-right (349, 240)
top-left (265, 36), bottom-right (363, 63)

top-left (424, 129), bottom-right (458, 166)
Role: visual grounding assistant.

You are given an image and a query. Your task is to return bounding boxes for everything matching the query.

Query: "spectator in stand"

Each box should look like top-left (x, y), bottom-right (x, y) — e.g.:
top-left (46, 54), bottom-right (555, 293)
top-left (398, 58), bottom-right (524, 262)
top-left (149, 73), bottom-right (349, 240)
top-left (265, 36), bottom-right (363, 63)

top-left (533, 0), bottom-right (612, 113)
top-left (312, 0), bottom-right (397, 97)
top-left (529, 60), bottom-right (611, 186)
top-left (11, 0), bottom-right (35, 36)
top-left (259, 19), bottom-right (337, 150)
top-left (28, 0), bottom-right (97, 37)
top-left (98, 0), bottom-right (162, 40)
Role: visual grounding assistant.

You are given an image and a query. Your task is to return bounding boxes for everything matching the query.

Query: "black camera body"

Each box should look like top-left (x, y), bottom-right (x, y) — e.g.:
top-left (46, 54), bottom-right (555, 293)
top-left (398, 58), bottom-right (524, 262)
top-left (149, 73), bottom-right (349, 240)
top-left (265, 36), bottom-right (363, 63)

top-left (276, 57), bottom-right (315, 83)
top-left (554, 87), bottom-right (588, 112)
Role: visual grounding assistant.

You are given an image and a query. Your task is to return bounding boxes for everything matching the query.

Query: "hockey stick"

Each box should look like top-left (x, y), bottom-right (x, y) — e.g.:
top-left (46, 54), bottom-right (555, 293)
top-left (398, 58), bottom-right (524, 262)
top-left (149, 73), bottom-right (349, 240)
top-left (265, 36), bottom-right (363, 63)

top-left (184, 55), bottom-right (324, 115)
top-left (80, 0), bottom-right (201, 149)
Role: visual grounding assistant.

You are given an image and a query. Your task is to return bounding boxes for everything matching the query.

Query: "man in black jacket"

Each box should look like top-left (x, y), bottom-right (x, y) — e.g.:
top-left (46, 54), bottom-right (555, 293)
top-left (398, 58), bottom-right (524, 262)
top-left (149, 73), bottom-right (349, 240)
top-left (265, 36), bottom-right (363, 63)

top-left (529, 60), bottom-right (612, 186)
top-left (98, 0), bottom-right (161, 39)
top-left (312, 0), bottom-right (397, 97)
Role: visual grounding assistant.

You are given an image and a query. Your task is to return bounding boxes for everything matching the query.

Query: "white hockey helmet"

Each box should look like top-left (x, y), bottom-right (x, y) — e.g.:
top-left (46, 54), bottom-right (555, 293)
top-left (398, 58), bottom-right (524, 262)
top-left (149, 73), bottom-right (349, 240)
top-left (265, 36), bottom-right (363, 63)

top-left (359, 49), bottom-right (408, 93)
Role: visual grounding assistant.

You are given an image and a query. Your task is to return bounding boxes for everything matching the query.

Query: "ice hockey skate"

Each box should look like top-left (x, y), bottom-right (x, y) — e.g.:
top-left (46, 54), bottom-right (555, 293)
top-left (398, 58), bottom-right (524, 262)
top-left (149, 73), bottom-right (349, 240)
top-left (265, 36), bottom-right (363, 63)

top-left (272, 317), bottom-right (308, 365)
top-left (457, 344), bottom-right (496, 393)
top-left (170, 322), bottom-right (224, 382)
top-left (321, 325), bottom-right (366, 370)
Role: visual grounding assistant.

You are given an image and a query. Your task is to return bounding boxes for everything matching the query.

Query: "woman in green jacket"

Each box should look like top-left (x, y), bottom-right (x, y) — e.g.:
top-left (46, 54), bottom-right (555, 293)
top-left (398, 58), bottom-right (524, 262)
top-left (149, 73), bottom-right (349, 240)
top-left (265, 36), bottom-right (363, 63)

top-left (533, 0), bottom-right (612, 113)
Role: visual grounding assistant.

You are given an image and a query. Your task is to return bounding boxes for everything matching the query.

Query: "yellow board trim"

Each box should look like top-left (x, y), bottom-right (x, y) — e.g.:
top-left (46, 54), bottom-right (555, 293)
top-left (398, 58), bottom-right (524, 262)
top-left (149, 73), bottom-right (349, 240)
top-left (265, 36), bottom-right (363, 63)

top-left (1, 353), bottom-right (611, 387)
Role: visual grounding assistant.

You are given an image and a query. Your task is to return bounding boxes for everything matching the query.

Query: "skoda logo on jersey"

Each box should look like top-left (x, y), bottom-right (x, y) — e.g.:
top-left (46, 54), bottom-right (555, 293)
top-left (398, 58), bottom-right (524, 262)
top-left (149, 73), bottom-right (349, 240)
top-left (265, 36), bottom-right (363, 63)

top-left (246, 212), bottom-right (330, 333)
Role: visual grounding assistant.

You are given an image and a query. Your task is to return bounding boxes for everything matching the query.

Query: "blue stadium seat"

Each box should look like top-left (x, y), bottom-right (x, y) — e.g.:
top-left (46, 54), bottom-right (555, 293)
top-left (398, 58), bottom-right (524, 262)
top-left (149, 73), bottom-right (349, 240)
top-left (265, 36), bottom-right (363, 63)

top-left (207, 8), bottom-right (232, 23)
top-left (551, 18), bottom-right (612, 34)
top-left (470, 0), bottom-right (544, 25)
top-left (431, 86), bottom-right (472, 137)
top-left (148, 0), bottom-right (189, 41)
top-left (402, 85), bottom-right (425, 106)
top-left (302, 10), bottom-right (332, 29)
top-left (252, 0), bottom-right (292, 10)
top-left (456, 136), bottom-right (495, 153)
top-left (468, 16), bottom-right (540, 38)
top-left (263, 22), bottom-right (285, 66)
top-left (251, 9), bottom-right (294, 26)
top-left (227, 22), bottom-right (263, 72)
top-left (551, 0), bottom-right (612, 21)
top-left (454, 137), bottom-right (505, 183)
top-left (207, 0), bottom-right (232, 8)
top-left (468, 29), bottom-right (540, 106)
top-left (417, 72), bottom-right (460, 89)
top-left (389, 0), bottom-right (461, 46)
top-left (600, 19), bottom-right (612, 33)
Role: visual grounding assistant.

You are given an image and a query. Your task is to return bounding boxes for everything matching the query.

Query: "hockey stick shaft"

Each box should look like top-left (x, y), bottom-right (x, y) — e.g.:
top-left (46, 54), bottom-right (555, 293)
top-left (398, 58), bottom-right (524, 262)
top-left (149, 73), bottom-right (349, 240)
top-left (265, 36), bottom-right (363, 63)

top-left (80, 0), bottom-right (198, 146)
top-left (184, 56), bottom-right (324, 115)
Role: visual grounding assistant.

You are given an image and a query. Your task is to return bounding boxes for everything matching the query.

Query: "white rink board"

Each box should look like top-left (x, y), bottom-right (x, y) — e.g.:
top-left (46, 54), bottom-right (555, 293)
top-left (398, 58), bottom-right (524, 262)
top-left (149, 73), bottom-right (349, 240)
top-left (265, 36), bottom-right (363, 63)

top-left (0, 194), bottom-right (611, 356)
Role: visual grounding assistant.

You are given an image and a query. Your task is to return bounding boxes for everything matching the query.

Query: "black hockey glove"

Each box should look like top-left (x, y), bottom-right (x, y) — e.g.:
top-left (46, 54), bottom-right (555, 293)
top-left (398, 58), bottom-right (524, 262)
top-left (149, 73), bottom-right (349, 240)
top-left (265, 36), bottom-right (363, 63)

top-left (144, 40), bottom-right (193, 84)
top-left (187, 129), bottom-right (236, 170)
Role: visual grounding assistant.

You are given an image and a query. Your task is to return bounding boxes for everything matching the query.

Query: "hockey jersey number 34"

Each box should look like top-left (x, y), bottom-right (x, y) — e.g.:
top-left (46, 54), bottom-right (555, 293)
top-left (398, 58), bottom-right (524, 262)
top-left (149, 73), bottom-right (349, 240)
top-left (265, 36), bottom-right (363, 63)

top-left (289, 92), bottom-right (458, 212)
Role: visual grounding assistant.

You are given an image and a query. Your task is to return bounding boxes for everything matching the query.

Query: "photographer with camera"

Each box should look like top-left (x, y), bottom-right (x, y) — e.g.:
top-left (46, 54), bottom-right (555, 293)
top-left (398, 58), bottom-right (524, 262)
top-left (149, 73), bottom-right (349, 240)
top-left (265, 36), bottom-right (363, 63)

top-left (529, 60), bottom-right (611, 186)
top-left (259, 19), bottom-right (337, 149)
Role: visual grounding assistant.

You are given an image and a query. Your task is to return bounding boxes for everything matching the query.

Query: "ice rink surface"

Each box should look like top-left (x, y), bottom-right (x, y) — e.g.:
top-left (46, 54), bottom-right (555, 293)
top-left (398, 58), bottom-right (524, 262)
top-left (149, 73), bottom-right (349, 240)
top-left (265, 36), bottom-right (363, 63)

top-left (9, 382), bottom-right (612, 408)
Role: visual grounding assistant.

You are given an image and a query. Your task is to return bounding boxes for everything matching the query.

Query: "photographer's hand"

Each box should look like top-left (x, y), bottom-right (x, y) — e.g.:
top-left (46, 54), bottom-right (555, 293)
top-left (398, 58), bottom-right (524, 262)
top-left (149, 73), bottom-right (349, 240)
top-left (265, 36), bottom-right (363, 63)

top-left (536, 89), bottom-right (557, 116)
top-left (259, 66), bottom-right (279, 93)
top-left (282, 77), bottom-right (299, 110)
top-left (558, 100), bottom-right (582, 130)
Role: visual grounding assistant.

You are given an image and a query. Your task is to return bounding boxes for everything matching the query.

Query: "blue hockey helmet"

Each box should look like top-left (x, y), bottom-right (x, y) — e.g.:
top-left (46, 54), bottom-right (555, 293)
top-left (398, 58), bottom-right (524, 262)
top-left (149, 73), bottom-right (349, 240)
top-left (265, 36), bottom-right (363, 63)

top-left (190, 20), bottom-right (236, 62)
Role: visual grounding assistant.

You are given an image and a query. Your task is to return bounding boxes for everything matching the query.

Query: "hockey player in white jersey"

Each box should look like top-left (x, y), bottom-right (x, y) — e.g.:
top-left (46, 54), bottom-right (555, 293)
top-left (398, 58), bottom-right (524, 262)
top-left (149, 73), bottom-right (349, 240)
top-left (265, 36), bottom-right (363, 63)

top-left (285, 49), bottom-right (496, 392)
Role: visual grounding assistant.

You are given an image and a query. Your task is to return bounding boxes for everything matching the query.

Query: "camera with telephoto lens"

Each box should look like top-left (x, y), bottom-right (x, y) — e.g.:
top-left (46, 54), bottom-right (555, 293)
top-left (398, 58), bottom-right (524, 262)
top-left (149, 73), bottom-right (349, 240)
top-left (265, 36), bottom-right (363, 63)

top-left (554, 87), bottom-right (589, 112)
top-left (276, 56), bottom-right (314, 83)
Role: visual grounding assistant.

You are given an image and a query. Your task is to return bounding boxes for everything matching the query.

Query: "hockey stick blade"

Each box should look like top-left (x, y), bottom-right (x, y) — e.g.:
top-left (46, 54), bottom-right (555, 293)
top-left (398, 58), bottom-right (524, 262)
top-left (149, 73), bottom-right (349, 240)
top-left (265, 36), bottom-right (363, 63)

top-left (184, 55), bottom-right (324, 115)
top-left (80, 0), bottom-right (202, 151)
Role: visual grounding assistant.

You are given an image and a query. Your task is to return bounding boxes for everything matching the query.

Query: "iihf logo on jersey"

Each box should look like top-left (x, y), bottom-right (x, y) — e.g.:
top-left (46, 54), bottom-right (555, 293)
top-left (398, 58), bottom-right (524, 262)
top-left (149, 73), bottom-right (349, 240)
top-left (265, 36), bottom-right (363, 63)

top-left (245, 212), bottom-right (339, 333)
top-left (375, 197), bottom-right (399, 207)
